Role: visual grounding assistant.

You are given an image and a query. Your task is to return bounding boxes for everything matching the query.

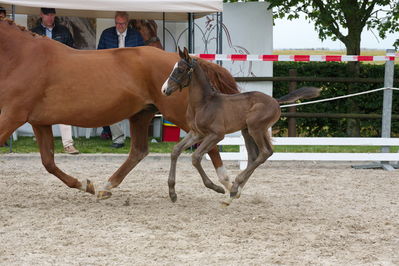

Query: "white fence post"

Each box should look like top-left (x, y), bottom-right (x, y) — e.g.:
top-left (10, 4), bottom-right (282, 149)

top-left (381, 49), bottom-right (395, 144)
top-left (380, 49), bottom-right (395, 170)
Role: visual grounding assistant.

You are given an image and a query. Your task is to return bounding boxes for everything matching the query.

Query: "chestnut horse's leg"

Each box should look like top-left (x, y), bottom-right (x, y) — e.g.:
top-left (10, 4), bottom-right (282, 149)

top-left (97, 110), bottom-right (155, 199)
top-left (168, 131), bottom-right (202, 202)
top-left (32, 125), bottom-right (95, 194)
top-left (0, 113), bottom-right (25, 146)
top-left (191, 134), bottom-right (226, 195)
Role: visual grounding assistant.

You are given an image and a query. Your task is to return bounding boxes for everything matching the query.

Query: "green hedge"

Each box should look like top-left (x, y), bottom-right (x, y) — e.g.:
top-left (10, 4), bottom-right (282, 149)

top-left (272, 62), bottom-right (399, 137)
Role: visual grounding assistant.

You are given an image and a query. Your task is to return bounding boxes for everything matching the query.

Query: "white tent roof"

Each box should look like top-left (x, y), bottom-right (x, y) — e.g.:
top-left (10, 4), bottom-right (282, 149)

top-left (0, 0), bottom-right (222, 20)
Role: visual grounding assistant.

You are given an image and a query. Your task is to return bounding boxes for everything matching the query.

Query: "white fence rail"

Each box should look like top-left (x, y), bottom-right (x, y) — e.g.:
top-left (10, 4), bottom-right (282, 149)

top-left (207, 137), bottom-right (399, 169)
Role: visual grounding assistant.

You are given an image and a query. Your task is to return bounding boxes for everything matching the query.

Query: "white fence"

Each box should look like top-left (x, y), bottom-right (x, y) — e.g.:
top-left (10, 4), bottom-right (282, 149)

top-left (207, 136), bottom-right (399, 169)
top-left (204, 49), bottom-right (398, 170)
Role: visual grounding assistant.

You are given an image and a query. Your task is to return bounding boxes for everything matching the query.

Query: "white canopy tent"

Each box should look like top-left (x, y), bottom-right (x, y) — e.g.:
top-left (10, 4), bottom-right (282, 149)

top-left (1, 0), bottom-right (224, 145)
top-left (0, 0), bottom-right (222, 20)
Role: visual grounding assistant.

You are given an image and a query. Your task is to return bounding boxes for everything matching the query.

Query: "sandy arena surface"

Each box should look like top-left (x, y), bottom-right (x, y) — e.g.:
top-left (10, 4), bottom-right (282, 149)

top-left (0, 153), bottom-right (398, 265)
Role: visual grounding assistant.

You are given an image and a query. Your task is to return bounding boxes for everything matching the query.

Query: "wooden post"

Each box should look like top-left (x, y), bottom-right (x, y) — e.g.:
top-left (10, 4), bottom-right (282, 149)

top-left (288, 69), bottom-right (297, 137)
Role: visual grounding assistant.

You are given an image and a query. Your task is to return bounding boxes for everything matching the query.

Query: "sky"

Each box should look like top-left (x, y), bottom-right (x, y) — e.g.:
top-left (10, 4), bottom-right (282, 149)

top-left (273, 15), bottom-right (398, 50)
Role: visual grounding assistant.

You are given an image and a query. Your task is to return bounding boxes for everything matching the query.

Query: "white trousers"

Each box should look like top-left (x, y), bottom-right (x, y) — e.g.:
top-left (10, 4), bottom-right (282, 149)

top-left (110, 122), bottom-right (125, 144)
top-left (59, 124), bottom-right (74, 148)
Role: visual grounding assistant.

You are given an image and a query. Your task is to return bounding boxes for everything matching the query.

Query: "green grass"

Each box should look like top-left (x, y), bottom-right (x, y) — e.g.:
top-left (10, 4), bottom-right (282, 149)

top-left (0, 137), bottom-right (176, 154)
top-left (1, 136), bottom-right (397, 154)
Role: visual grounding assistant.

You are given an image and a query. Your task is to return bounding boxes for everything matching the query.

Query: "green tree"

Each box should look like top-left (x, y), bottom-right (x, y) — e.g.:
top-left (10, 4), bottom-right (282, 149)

top-left (267, 0), bottom-right (398, 136)
top-left (267, 0), bottom-right (399, 54)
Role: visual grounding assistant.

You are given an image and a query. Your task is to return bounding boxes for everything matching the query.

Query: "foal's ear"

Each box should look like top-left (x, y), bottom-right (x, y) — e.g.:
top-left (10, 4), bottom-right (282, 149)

top-left (183, 47), bottom-right (192, 63)
top-left (178, 47), bottom-right (185, 59)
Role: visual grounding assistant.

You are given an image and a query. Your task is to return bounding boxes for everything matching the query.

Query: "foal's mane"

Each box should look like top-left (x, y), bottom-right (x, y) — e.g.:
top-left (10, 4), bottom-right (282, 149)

top-left (195, 58), bottom-right (240, 95)
top-left (0, 17), bottom-right (41, 38)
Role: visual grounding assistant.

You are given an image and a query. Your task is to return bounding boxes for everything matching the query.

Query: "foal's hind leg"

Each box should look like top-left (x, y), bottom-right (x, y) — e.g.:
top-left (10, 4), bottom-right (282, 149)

top-left (32, 125), bottom-right (95, 194)
top-left (242, 128), bottom-right (259, 167)
top-left (232, 128), bottom-right (259, 198)
top-left (191, 134), bottom-right (226, 194)
top-left (168, 131), bottom-right (202, 202)
top-left (227, 128), bottom-right (273, 203)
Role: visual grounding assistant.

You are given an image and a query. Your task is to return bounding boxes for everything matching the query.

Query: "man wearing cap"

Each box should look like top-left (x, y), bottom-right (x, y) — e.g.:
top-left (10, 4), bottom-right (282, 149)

top-left (97, 11), bottom-right (144, 148)
top-left (31, 8), bottom-right (79, 154)
top-left (31, 8), bottom-right (74, 47)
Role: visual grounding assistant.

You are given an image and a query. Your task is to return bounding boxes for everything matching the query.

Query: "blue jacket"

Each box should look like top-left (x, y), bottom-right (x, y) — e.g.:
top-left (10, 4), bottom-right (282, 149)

top-left (31, 23), bottom-right (74, 48)
top-left (97, 27), bottom-right (144, 49)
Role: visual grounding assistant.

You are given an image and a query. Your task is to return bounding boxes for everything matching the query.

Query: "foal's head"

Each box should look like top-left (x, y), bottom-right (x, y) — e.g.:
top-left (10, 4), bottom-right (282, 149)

top-left (161, 47), bottom-right (196, 96)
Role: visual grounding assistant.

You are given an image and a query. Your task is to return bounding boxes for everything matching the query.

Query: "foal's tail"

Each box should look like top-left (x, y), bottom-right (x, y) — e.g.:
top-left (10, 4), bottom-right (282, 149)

top-left (276, 87), bottom-right (321, 104)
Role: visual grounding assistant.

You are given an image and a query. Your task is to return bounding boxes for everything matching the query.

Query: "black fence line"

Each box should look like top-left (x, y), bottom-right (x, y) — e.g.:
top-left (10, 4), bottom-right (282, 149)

top-left (235, 76), bottom-right (399, 84)
top-left (282, 112), bottom-right (399, 120)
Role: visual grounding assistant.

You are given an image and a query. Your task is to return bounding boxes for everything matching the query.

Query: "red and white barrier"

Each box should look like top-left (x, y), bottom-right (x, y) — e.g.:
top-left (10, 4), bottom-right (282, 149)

top-left (194, 54), bottom-right (397, 62)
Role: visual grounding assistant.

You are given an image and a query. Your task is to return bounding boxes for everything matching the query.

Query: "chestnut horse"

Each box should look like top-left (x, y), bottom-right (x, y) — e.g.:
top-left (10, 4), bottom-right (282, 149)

top-left (162, 48), bottom-right (320, 204)
top-left (0, 18), bottom-right (239, 199)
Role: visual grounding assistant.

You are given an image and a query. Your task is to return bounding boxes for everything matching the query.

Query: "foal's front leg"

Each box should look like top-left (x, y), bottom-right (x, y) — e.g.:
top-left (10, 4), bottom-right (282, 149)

top-left (191, 134), bottom-right (225, 195)
top-left (168, 131), bottom-right (201, 202)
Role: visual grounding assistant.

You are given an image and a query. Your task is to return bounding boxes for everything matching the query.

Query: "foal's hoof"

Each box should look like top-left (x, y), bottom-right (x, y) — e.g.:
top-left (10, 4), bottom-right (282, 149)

top-left (230, 183), bottom-right (241, 198)
top-left (97, 190), bottom-right (112, 200)
top-left (230, 191), bottom-right (239, 198)
top-left (169, 192), bottom-right (177, 203)
top-left (215, 186), bottom-right (225, 194)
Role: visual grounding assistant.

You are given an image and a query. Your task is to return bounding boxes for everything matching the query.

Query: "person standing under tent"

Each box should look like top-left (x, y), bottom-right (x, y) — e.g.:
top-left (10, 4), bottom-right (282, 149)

top-left (31, 8), bottom-right (79, 154)
top-left (0, 7), bottom-right (6, 18)
top-left (97, 11), bottom-right (144, 148)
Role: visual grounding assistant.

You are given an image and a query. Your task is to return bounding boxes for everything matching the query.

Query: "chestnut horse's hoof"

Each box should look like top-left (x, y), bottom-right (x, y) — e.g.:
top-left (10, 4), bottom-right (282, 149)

top-left (221, 197), bottom-right (233, 207)
top-left (79, 179), bottom-right (95, 195)
top-left (97, 190), bottom-right (112, 200)
top-left (86, 179), bottom-right (95, 195)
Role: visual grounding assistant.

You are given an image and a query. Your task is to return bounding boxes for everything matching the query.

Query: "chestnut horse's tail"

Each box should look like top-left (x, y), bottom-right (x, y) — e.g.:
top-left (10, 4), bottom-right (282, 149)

top-left (276, 86), bottom-right (321, 104)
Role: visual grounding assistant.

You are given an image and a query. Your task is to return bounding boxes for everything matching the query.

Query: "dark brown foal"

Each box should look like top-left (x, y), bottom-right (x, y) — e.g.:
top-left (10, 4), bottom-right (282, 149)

top-left (162, 47), bottom-right (320, 205)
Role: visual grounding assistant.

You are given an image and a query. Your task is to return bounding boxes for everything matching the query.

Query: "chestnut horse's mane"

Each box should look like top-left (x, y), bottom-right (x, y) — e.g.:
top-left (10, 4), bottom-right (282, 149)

top-left (0, 17), bottom-right (41, 38)
top-left (196, 58), bottom-right (240, 95)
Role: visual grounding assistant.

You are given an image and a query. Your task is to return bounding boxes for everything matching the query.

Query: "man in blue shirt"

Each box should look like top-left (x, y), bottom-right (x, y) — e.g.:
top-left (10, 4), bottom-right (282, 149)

top-left (97, 11), bottom-right (144, 148)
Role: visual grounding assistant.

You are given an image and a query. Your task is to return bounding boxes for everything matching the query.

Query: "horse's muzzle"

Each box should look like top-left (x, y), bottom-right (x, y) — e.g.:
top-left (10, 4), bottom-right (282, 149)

top-left (162, 88), bottom-right (172, 96)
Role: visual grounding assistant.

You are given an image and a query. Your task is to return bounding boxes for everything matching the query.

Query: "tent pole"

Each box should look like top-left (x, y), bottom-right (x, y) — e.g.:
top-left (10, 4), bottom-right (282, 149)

top-left (11, 4), bottom-right (15, 20)
top-left (188, 13), bottom-right (194, 53)
top-left (162, 12), bottom-right (165, 50)
top-left (216, 12), bottom-right (223, 65)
